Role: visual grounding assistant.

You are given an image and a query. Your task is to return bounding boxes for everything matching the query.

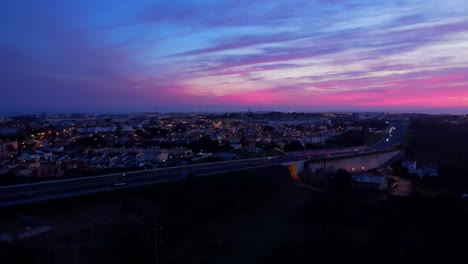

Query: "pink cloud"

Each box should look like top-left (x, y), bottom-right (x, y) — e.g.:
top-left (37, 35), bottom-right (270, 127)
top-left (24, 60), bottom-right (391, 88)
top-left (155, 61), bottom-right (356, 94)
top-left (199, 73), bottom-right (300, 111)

top-left (216, 89), bottom-right (293, 105)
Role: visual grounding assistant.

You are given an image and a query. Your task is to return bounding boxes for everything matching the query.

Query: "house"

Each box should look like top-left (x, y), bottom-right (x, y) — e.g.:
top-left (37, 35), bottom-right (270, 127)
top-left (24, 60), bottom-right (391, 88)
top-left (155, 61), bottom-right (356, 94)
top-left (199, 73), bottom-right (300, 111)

top-left (192, 152), bottom-right (213, 161)
top-left (229, 138), bottom-right (242, 149)
top-left (127, 152), bottom-right (146, 167)
top-left (12, 166), bottom-right (32, 177)
top-left (417, 165), bottom-right (439, 178)
top-left (167, 147), bottom-right (193, 159)
top-left (246, 147), bottom-right (263, 153)
top-left (140, 150), bottom-right (169, 164)
top-left (216, 152), bottom-right (237, 160)
top-left (66, 160), bottom-right (90, 170)
top-left (32, 163), bottom-right (64, 177)
top-left (351, 173), bottom-right (386, 190)
top-left (401, 160), bottom-right (439, 178)
top-left (401, 160), bottom-right (417, 174)
top-left (20, 152), bottom-right (40, 161)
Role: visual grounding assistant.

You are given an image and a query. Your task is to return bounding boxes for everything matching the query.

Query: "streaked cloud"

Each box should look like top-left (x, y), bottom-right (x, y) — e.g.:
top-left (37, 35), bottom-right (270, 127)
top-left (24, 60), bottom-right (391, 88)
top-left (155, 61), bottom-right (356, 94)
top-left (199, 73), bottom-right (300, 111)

top-left (1, 0), bottom-right (467, 113)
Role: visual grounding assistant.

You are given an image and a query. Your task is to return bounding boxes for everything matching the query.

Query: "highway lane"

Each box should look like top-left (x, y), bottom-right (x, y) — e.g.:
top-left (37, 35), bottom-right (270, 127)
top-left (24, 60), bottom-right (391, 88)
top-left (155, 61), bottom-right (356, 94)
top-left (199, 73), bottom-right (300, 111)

top-left (0, 148), bottom-right (389, 206)
top-left (0, 158), bottom-right (263, 194)
top-left (0, 121), bottom-right (407, 207)
top-left (0, 159), bottom-right (284, 206)
top-left (0, 155), bottom-right (374, 206)
top-left (0, 158), bottom-right (284, 201)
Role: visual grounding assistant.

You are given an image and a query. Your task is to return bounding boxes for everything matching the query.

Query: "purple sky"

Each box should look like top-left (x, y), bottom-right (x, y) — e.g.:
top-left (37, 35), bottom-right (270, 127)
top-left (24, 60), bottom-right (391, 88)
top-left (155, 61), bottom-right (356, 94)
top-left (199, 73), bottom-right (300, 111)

top-left (1, 0), bottom-right (468, 114)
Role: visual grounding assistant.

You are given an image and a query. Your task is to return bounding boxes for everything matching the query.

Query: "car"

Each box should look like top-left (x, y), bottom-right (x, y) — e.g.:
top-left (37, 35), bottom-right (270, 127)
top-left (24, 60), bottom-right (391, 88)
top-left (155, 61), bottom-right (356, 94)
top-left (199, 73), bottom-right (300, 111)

top-left (113, 182), bottom-right (126, 187)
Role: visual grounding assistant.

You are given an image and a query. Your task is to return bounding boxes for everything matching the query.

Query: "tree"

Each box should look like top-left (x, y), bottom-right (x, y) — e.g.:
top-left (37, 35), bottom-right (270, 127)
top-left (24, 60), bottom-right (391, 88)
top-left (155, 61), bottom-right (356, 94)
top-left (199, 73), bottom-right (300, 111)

top-left (284, 140), bottom-right (303, 152)
top-left (115, 124), bottom-right (123, 137)
top-left (305, 143), bottom-right (322, 150)
top-left (240, 135), bottom-right (248, 147)
top-left (188, 135), bottom-right (218, 153)
top-left (326, 131), bottom-right (365, 147)
top-left (295, 125), bottom-right (304, 131)
top-left (329, 168), bottom-right (352, 191)
top-left (5, 144), bottom-right (16, 153)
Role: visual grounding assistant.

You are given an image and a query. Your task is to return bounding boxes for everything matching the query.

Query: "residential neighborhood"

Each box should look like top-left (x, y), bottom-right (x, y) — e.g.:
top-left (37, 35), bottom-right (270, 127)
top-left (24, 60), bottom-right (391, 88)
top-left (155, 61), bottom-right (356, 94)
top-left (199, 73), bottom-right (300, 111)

top-left (1, 111), bottom-right (392, 185)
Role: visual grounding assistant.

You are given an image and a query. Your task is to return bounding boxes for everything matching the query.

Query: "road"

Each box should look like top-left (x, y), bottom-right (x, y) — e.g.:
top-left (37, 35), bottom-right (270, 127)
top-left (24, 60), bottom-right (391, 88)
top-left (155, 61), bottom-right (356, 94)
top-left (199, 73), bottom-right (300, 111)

top-left (0, 121), bottom-right (407, 207)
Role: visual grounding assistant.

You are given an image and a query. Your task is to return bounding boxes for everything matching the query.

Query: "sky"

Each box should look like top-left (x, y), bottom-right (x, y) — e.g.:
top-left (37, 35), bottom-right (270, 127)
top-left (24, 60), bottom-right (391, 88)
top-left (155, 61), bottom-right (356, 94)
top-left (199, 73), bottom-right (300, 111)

top-left (1, 0), bottom-right (468, 114)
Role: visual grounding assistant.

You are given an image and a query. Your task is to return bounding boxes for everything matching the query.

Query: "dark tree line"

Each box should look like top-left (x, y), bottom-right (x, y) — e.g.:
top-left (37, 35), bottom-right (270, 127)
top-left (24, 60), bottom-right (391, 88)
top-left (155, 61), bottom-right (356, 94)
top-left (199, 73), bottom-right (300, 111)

top-left (326, 131), bottom-right (365, 147)
top-left (407, 117), bottom-right (468, 189)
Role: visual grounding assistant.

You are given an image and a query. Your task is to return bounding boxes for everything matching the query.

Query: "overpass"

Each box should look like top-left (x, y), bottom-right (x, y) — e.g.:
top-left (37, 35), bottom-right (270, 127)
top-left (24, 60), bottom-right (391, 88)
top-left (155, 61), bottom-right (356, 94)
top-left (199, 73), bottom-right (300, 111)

top-left (281, 119), bottom-right (407, 182)
top-left (282, 148), bottom-right (403, 182)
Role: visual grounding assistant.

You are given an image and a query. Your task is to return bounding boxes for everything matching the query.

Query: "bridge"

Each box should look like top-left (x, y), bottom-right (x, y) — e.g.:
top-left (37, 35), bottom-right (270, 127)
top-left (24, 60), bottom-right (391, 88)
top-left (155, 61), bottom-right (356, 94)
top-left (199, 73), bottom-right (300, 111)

top-left (282, 148), bottom-right (403, 182)
top-left (281, 120), bottom-right (408, 184)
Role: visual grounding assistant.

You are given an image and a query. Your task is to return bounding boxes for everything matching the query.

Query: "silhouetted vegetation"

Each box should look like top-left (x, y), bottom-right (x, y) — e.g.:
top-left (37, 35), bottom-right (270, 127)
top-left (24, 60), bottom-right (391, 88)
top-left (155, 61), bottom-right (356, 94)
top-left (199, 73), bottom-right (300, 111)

top-left (263, 125), bottom-right (275, 132)
top-left (284, 140), bottom-right (304, 151)
top-left (305, 143), bottom-right (323, 150)
top-left (4, 166), bottom-right (468, 263)
top-left (354, 120), bottom-right (388, 130)
top-left (326, 130), bottom-right (365, 147)
top-left (407, 117), bottom-right (468, 190)
top-left (328, 168), bottom-right (352, 191)
top-left (187, 135), bottom-right (225, 153)
top-left (408, 118), bottom-right (468, 165)
top-left (69, 134), bottom-right (109, 149)
top-left (0, 166), bottom-right (291, 264)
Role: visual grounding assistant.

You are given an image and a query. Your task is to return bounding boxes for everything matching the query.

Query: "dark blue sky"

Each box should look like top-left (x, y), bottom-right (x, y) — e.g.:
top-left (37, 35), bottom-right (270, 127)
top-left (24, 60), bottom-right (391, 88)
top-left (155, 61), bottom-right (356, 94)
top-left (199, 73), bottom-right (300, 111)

top-left (2, 0), bottom-right (468, 114)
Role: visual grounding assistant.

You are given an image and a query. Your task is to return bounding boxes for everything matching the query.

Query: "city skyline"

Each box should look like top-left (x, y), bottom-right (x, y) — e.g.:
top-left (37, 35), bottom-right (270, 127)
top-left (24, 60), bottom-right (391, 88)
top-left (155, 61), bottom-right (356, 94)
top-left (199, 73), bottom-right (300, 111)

top-left (2, 0), bottom-right (468, 114)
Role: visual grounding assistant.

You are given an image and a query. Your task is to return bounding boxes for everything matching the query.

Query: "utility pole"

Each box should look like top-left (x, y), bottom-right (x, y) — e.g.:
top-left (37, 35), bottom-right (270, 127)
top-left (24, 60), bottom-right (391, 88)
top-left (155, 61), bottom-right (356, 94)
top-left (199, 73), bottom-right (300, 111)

top-left (323, 160), bottom-right (327, 186)
top-left (154, 216), bottom-right (161, 264)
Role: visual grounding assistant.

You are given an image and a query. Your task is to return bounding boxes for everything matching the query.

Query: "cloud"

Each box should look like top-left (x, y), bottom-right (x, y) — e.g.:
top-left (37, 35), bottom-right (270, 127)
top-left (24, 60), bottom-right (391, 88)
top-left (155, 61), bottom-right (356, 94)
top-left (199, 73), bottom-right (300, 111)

top-left (2, 0), bottom-right (468, 113)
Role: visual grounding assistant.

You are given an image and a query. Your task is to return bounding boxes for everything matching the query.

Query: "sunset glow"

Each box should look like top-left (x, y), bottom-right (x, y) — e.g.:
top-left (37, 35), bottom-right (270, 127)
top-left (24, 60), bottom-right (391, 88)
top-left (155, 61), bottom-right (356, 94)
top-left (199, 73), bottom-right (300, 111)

top-left (2, 0), bottom-right (468, 113)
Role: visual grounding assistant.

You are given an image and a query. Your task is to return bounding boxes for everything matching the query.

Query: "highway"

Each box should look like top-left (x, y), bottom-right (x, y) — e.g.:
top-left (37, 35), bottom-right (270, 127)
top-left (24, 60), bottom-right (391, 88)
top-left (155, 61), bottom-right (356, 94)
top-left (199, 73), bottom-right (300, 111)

top-left (0, 121), bottom-right (407, 207)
